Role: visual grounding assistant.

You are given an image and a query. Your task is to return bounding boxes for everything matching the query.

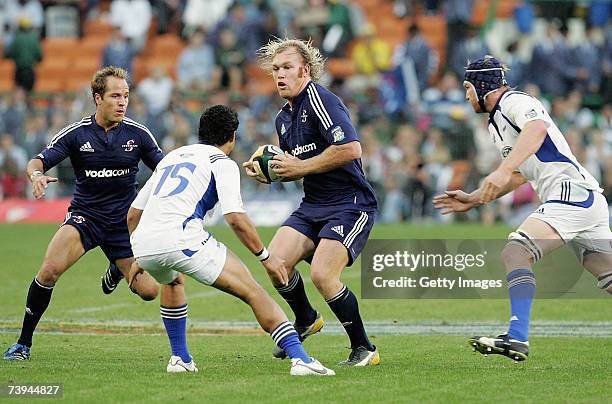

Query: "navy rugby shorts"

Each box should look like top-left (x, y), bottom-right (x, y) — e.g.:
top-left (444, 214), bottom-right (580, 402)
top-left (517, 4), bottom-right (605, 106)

top-left (62, 211), bottom-right (132, 262)
top-left (283, 205), bottom-right (376, 266)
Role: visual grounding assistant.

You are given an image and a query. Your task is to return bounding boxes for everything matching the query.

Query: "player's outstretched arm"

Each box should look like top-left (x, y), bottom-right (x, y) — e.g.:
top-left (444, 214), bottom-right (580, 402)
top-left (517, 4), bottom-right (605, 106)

top-left (26, 159), bottom-right (58, 199)
top-left (480, 120), bottom-right (546, 203)
top-left (224, 212), bottom-right (288, 286)
top-left (434, 172), bottom-right (527, 214)
top-left (272, 141), bottom-right (361, 179)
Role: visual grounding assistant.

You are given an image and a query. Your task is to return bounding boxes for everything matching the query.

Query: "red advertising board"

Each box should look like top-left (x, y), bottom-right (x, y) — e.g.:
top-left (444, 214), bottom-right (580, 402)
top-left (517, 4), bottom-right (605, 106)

top-left (0, 198), bottom-right (71, 223)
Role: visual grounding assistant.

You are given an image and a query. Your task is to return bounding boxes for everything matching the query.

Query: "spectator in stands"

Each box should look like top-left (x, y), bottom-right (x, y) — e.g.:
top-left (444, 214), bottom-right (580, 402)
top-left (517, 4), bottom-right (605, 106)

top-left (214, 27), bottom-right (245, 91)
top-left (137, 66), bottom-right (174, 115)
top-left (293, 0), bottom-right (328, 34)
top-left (585, 128), bottom-right (611, 183)
top-left (351, 22), bottom-right (392, 78)
top-left (422, 70), bottom-right (472, 190)
top-left (245, 8), bottom-right (281, 60)
top-left (177, 29), bottom-right (218, 91)
top-left (109, 0), bottom-right (151, 51)
top-left (0, 133), bottom-right (27, 169)
top-left (572, 25), bottom-right (603, 94)
top-left (0, 87), bottom-right (27, 137)
top-left (102, 26), bottom-right (136, 75)
top-left (444, 0), bottom-right (473, 68)
top-left (210, 2), bottom-right (248, 46)
top-left (449, 25), bottom-right (488, 80)
top-left (504, 41), bottom-right (526, 87)
top-left (182, 0), bottom-right (231, 35)
top-left (393, 24), bottom-right (437, 93)
top-left (20, 113), bottom-right (47, 158)
top-left (529, 21), bottom-right (571, 97)
top-left (0, 133), bottom-right (28, 198)
top-left (152, 0), bottom-right (184, 35)
top-left (323, 0), bottom-right (353, 57)
top-left (4, 0), bottom-right (43, 36)
top-left (160, 111), bottom-right (195, 152)
top-left (4, 17), bottom-right (41, 93)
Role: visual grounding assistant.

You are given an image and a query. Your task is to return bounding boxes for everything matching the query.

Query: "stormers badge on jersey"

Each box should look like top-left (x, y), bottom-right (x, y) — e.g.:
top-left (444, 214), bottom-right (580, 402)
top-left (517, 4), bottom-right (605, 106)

top-left (122, 139), bottom-right (138, 152)
top-left (331, 125), bottom-right (345, 143)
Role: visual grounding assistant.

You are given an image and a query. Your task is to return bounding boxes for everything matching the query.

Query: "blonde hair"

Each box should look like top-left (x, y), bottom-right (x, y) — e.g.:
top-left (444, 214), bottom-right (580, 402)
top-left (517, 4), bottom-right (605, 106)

top-left (256, 38), bottom-right (325, 82)
top-left (91, 66), bottom-right (129, 105)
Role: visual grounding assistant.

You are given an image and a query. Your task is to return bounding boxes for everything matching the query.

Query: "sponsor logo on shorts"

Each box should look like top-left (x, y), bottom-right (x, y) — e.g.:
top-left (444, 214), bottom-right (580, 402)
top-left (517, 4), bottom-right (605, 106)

top-left (85, 168), bottom-right (130, 178)
top-left (72, 215), bottom-right (85, 224)
top-left (524, 109), bottom-right (537, 119)
top-left (331, 225), bottom-right (344, 237)
top-left (291, 142), bottom-right (316, 156)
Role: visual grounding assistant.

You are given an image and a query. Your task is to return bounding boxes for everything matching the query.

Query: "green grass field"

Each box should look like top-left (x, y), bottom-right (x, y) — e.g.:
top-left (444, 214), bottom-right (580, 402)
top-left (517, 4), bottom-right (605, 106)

top-left (1, 223), bottom-right (611, 403)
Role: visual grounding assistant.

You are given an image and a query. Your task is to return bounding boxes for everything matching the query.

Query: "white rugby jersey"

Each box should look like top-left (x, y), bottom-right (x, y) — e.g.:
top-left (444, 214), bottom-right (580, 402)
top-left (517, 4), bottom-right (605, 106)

top-left (130, 144), bottom-right (245, 257)
top-left (487, 90), bottom-right (602, 204)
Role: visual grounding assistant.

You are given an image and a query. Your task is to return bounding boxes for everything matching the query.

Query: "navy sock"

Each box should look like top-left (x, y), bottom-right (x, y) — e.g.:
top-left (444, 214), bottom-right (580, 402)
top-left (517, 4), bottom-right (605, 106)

top-left (160, 304), bottom-right (191, 363)
top-left (326, 285), bottom-right (374, 350)
top-left (18, 278), bottom-right (53, 348)
top-left (506, 269), bottom-right (536, 342)
top-left (275, 271), bottom-right (317, 327)
top-left (271, 321), bottom-right (312, 363)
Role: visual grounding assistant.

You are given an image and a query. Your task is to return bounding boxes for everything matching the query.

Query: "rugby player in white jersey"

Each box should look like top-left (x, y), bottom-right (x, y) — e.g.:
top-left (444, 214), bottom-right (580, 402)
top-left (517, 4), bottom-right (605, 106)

top-left (127, 105), bottom-right (334, 376)
top-left (433, 56), bottom-right (612, 361)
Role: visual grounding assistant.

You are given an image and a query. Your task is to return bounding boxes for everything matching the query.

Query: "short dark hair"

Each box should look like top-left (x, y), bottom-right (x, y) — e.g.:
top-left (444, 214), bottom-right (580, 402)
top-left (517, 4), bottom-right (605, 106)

top-left (198, 105), bottom-right (239, 146)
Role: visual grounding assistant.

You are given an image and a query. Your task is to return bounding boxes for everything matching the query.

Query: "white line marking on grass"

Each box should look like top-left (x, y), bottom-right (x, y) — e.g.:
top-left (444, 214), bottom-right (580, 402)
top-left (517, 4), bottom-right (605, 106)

top-left (70, 303), bottom-right (134, 314)
top-left (1, 320), bottom-right (611, 337)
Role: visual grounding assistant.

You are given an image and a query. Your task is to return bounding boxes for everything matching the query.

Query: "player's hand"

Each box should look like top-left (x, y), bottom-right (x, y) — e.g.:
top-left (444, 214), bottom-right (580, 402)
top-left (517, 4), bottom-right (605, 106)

top-left (271, 152), bottom-right (304, 180)
top-left (242, 160), bottom-right (269, 184)
top-left (433, 190), bottom-right (476, 214)
top-left (31, 174), bottom-right (58, 199)
top-left (479, 168), bottom-right (511, 204)
top-left (262, 254), bottom-right (289, 286)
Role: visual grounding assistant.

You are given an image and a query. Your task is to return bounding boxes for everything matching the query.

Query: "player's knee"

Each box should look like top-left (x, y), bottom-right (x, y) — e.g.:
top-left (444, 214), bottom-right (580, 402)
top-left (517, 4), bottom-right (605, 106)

top-left (310, 268), bottom-right (334, 292)
top-left (138, 286), bottom-right (159, 301)
top-left (242, 283), bottom-right (267, 305)
top-left (132, 276), bottom-right (159, 301)
top-left (38, 261), bottom-right (66, 284)
top-left (500, 243), bottom-right (531, 268)
top-left (596, 270), bottom-right (612, 294)
top-left (503, 230), bottom-right (542, 268)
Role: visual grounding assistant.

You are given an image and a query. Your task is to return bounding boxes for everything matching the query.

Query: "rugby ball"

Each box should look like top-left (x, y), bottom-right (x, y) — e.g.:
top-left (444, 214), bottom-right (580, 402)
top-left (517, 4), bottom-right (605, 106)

top-left (250, 145), bottom-right (284, 183)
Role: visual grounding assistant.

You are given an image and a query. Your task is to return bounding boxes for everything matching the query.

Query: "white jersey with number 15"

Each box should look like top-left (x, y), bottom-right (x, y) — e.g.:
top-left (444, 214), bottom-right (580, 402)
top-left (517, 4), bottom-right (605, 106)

top-left (130, 144), bottom-right (245, 257)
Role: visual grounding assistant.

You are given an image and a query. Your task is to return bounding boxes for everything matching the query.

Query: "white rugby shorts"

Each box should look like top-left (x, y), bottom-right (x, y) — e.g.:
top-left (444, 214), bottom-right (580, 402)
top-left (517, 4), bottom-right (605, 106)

top-left (529, 190), bottom-right (611, 259)
top-left (135, 237), bottom-right (227, 285)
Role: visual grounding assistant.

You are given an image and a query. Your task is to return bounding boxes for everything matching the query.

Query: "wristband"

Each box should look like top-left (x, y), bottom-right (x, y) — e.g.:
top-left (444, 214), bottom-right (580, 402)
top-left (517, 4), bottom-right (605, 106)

top-left (30, 170), bottom-right (43, 181)
top-left (255, 247), bottom-right (270, 262)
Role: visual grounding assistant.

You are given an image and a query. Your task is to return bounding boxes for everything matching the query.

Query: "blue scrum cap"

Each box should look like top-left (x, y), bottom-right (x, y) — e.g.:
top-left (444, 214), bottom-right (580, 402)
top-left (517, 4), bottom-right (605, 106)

top-left (464, 55), bottom-right (507, 110)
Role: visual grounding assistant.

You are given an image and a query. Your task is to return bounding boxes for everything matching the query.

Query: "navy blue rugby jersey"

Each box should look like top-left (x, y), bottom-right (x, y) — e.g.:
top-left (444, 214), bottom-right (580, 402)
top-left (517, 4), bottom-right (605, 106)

top-left (36, 114), bottom-right (163, 224)
top-left (275, 81), bottom-right (377, 209)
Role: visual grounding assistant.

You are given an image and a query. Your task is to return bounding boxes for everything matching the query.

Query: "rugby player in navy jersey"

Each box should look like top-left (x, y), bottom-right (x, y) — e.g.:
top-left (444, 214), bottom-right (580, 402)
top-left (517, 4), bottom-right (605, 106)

top-left (244, 39), bottom-right (380, 366)
top-left (3, 67), bottom-right (187, 362)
